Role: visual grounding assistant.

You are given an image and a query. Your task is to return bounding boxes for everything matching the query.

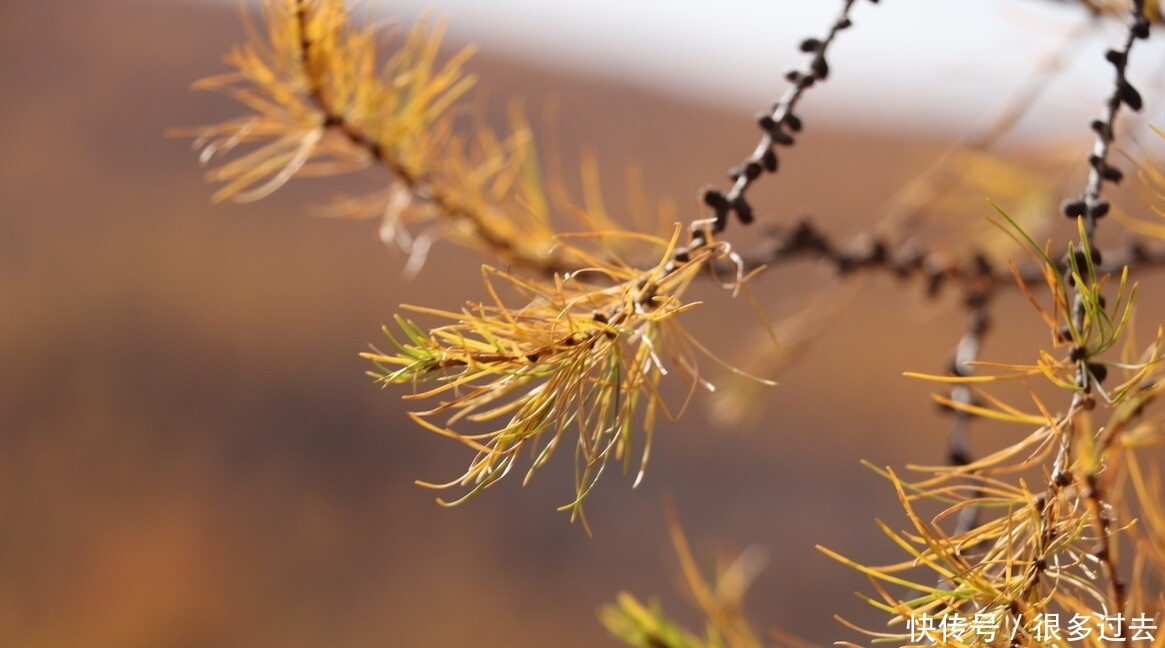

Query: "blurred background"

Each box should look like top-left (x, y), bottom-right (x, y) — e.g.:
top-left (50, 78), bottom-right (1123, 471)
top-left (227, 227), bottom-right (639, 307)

top-left (4, 0), bottom-right (1165, 646)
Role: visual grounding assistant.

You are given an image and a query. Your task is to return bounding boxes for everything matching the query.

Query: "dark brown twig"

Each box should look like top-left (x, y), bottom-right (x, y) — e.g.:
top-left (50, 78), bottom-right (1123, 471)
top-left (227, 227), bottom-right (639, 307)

top-left (718, 218), bottom-right (1165, 298)
top-left (682, 0), bottom-right (874, 256)
top-left (1045, 1), bottom-right (1150, 625)
top-left (1061, 1), bottom-right (1150, 241)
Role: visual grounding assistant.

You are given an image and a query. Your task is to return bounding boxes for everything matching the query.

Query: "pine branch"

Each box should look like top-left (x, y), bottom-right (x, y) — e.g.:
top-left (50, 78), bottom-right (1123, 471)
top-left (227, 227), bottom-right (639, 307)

top-left (723, 219), bottom-right (1165, 298)
top-left (1058, 2), bottom-right (1151, 621)
top-left (288, 0), bottom-right (572, 273)
top-left (683, 0), bottom-right (876, 253)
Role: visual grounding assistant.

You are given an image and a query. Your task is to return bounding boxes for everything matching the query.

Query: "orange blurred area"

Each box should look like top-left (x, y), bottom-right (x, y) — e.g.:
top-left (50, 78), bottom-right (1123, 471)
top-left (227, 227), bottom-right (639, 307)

top-left (6, 1), bottom-right (1163, 647)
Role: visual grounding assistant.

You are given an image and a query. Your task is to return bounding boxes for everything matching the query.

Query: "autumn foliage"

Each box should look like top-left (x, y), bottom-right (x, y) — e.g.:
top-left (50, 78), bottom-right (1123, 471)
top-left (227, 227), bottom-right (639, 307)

top-left (182, 1), bottom-right (1165, 645)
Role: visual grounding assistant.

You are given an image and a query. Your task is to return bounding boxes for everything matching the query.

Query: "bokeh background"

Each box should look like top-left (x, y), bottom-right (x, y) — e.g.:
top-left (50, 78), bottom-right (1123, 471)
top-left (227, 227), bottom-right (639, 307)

top-left (4, 1), bottom-right (1165, 646)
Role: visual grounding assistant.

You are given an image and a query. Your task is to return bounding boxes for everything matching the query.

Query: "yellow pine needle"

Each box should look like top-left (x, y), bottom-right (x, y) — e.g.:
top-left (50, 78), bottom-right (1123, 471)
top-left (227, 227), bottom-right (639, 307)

top-left (816, 543), bottom-right (948, 595)
top-left (929, 394), bottom-right (1047, 426)
top-left (902, 369), bottom-right (1039, 383)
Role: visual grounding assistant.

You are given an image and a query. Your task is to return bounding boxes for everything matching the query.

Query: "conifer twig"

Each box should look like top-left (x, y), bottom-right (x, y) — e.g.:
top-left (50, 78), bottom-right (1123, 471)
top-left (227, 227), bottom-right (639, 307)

top-left (722, 219), bottom-right (1165, 297)
top-left (288, 0), bottom-right (573, 274)
top-left (1055, 0), bottom-right (1152, 622)
top-left (685, 0), bottom-right (874, 253)
top-left (1061, 1), bottom-right (1151, 242)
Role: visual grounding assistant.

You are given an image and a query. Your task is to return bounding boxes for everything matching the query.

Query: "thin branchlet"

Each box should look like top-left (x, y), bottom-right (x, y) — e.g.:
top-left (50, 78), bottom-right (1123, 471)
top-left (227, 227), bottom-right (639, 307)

top-left (1061, 1), bottom-right (1149, 241)
top-left (684, 0), bottom-right (872, 254)
top-left (289, 0), bottom-right (574, 274)
top-left (721, 218), bottom-right (1165, 299)
top-left (1058, 1), bottom-right (1150, 622)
